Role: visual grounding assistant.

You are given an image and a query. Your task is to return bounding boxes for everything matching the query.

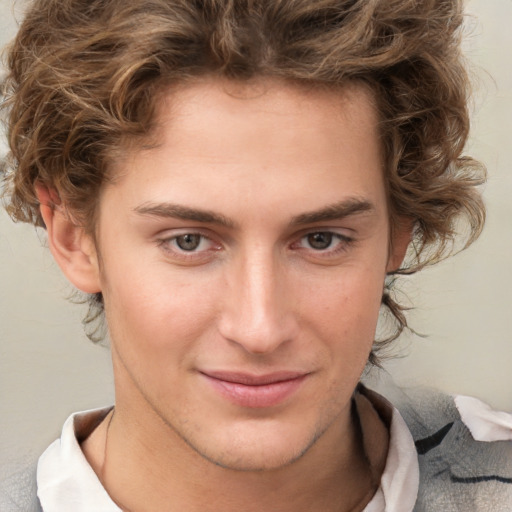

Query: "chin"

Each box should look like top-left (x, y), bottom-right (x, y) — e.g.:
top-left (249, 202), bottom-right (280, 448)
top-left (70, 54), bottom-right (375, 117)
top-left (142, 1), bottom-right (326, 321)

top-left (199, 445), bottom-right (311, 473)
top-left (185, 421), bottom-right (323, 472)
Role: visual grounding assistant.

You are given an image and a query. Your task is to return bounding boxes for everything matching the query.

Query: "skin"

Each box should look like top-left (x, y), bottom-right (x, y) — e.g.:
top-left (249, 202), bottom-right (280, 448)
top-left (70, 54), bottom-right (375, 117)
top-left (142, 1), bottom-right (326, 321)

top-left (39, 78), bottom-right (409, 512)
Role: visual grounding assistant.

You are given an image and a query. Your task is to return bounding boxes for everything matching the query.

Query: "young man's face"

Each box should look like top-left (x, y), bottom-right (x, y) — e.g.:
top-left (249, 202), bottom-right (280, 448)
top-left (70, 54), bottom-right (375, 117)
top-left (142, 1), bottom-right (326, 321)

top-left (83, 79), bottom-right (406, 470)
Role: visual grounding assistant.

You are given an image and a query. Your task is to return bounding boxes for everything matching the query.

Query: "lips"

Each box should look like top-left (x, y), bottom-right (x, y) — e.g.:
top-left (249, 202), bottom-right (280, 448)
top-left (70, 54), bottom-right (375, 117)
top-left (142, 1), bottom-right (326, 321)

top-left (200, 370), bottom-right (309, 408)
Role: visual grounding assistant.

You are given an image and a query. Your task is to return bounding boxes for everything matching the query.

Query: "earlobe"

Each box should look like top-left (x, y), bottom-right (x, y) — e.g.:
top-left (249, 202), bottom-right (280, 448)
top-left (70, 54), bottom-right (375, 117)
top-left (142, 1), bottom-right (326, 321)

top-left (386, 219), bottom-right (413, 273)
top-left (36, 183), bottom-right (101, 294)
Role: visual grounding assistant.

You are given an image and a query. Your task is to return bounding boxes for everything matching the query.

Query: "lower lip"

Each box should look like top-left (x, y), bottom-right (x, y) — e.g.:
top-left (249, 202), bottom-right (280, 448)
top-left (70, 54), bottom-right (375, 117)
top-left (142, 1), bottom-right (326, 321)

top-left (202, 374), bottom-right (308, 408)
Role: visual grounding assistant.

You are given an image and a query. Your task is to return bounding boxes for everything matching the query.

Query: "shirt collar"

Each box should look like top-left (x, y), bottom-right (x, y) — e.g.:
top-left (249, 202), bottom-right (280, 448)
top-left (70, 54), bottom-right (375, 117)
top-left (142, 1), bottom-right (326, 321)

top-left (37, 407), bottom-right (121, 512)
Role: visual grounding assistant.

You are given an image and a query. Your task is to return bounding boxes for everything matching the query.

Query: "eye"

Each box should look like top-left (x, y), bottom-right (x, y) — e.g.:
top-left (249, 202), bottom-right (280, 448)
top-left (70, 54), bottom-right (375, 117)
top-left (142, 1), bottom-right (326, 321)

top-left (299, 231), bottom-right (351, 251)
top-left (175, 233), bottom-right (203, 251)
top-left (305, 232), bottom-right (335, 250)
top-left (291, 230), bottom-right (354, 260)
top-left (158, 232), bottom-right (221, 261)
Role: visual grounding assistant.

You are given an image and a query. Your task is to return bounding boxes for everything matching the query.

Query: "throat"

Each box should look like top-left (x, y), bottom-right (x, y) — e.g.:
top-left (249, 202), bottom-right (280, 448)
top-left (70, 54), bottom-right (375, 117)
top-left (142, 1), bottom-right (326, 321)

top-left (79, 394), bottom-right (389, 512)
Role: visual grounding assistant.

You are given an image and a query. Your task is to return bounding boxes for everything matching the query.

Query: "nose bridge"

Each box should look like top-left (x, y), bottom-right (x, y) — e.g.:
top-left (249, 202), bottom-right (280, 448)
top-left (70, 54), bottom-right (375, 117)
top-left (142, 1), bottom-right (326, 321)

top-left (219, 245), bottom-right (296, 354)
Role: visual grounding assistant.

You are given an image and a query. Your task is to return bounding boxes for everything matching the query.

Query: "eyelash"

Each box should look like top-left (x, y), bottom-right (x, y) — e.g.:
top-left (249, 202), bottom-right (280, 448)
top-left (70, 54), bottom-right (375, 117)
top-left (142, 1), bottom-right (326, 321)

top-left (156, 230), bottom-right (354, 262)
top-left (292, 231), bottom-right (354, 257)
top-left (157, 231), bottom-right (220, 261)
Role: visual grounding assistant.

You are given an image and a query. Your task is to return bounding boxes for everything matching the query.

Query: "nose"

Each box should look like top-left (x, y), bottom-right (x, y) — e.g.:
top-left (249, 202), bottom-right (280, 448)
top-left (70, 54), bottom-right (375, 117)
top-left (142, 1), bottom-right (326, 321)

top-left (218, 249), bottom-right (299, 355)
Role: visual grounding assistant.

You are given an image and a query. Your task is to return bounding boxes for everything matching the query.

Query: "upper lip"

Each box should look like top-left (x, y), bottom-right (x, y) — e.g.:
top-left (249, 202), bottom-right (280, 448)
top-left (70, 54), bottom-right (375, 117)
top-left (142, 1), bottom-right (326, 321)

top-left (200, 370), bottom-right (309, 386)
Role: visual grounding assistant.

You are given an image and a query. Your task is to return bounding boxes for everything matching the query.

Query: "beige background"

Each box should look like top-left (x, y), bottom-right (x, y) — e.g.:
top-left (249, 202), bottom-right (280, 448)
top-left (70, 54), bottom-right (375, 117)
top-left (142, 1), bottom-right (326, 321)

top-left (1, 0), bottom-right (511, 480)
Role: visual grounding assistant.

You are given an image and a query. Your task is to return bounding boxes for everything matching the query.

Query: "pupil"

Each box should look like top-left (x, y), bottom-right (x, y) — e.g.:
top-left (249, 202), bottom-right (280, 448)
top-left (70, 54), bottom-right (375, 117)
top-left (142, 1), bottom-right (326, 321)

top-left (308, 232), bottom-right (332, 250)
top-left (176, 234), bottom-right (201, 251)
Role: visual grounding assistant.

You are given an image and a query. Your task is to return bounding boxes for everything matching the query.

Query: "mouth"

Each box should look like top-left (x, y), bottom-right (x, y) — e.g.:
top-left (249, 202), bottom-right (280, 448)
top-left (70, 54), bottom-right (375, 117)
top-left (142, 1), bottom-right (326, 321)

top-left (199, 370), bottom-right (309, 408)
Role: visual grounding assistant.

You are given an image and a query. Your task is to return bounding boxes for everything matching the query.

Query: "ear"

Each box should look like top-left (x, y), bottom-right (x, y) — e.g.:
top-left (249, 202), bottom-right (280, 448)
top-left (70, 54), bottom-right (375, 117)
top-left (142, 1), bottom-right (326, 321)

top-left (386, 219), bottom-right (413, 273)
top-left (36, 183), bottom-right (101, 294)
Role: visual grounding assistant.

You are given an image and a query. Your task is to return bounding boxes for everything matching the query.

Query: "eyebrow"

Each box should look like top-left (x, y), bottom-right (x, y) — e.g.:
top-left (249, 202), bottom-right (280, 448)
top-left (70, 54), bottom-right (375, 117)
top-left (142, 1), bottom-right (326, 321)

top-left (134, 202), bottom-right (236, 228)
top-left (133, 197), bottom-right (375, 228)
top-left (288, 198), bottom-right (375, 226)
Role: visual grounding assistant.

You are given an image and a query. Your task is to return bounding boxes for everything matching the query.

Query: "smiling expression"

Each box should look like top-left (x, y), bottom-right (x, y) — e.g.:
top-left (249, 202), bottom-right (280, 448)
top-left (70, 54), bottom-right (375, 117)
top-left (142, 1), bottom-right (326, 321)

top-left (85, 78), bottom-right (406, 471)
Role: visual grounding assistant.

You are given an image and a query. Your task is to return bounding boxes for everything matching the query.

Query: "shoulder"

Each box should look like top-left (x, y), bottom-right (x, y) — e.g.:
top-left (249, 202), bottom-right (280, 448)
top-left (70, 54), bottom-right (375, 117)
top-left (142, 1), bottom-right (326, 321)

top-left (372, 378), bottom-right (512, 512)
top-left (0, 456), bottom-right (42, 512)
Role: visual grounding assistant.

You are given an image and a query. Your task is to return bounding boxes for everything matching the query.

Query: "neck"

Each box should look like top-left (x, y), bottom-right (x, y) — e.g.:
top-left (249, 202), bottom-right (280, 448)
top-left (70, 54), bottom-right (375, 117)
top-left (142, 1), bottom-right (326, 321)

top-left (83, 391), bottom-right (386, 512)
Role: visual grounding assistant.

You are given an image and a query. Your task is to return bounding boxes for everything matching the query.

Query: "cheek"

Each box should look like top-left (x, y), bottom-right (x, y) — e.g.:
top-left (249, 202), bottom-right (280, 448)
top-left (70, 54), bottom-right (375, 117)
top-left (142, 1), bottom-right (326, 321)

top-left (101, 261), bottom-right (221, 366)
top-left (301, 264), bottom-right (384, 332)
top-left (297, 263), bottom-right (385, 370)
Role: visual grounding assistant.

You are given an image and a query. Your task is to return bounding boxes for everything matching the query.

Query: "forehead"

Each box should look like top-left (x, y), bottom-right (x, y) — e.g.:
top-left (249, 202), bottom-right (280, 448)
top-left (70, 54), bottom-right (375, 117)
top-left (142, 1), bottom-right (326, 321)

top-left (150, 78), bottom-right (380, 161)
top-left (103, 78), bottom-right (385, 224)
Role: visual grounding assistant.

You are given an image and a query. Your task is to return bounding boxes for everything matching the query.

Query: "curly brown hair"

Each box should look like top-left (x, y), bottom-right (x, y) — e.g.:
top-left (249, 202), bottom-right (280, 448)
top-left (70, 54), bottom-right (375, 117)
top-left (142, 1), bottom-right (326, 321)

top-left (1, 0), bottom-right (486, 361)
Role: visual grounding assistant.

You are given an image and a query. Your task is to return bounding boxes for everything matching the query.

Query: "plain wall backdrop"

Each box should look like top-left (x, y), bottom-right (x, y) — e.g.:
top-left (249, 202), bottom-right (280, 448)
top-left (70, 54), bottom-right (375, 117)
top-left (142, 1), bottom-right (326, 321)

top-left (1, 0), bottom-right (511, 488)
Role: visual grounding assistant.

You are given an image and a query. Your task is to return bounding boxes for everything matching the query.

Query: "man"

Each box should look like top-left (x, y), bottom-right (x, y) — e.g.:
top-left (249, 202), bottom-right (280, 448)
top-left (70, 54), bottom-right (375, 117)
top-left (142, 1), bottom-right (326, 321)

top-left (1, 0), bottom-right (510, 510)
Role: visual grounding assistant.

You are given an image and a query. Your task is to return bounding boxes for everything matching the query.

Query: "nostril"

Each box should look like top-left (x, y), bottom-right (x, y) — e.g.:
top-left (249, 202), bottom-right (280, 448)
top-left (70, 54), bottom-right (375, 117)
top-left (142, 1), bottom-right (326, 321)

top-left (218, 310), bottom-right (298, 355)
